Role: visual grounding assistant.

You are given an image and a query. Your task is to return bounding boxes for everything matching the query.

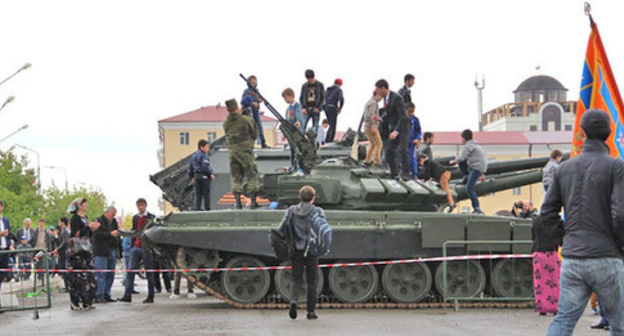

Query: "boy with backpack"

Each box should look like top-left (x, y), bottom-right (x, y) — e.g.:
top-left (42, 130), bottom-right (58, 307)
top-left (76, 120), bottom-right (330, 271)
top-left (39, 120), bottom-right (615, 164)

top-left (276, 185), bottom-right (331, 320)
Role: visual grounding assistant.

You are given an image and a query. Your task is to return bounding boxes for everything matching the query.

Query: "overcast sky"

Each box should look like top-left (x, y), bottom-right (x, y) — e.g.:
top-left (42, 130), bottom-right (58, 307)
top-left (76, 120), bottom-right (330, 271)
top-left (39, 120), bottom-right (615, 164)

top-left (1, 0), bottom-right (623, 215)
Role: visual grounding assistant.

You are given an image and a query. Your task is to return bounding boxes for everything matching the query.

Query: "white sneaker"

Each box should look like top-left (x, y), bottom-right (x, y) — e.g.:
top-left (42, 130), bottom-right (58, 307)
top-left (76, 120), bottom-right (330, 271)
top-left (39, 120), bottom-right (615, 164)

top-left (169, 294), bottom-right (180, 299)
top-left (187, 293), bottom-right (197, 299)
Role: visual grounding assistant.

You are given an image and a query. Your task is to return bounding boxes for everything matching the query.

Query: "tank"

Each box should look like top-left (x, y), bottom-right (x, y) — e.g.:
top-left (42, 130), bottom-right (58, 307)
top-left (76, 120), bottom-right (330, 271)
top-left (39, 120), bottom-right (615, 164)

top-left (132, 76), bottom-right (546, 306)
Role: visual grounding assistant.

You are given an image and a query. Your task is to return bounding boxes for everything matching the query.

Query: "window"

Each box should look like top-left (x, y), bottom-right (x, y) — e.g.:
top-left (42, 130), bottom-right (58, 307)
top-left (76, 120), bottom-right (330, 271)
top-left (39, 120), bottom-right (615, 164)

top-left (512, 187), bottom-right (522, 195)
top-left (565, 125), bottom-right (573, 131)
top-left (529, 125), bottom-right (537, 131)
top-left (207, 132), bottom-right (217, 143)
top-left (179, 132), bottom-right (189, 146)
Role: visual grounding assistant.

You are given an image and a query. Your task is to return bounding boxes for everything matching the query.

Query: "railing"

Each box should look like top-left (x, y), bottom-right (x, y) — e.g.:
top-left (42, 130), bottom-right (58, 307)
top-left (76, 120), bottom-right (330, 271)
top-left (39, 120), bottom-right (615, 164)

top-left (441, 240), bottom-right (534, 311)
top-left (0, 248), bottom-right (52, 318)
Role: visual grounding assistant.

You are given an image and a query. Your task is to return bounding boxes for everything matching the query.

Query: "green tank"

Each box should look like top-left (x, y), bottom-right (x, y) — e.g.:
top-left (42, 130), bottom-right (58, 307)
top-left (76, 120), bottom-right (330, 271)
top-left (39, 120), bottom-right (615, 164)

top-left (131, 76), bottom-right (547, 306)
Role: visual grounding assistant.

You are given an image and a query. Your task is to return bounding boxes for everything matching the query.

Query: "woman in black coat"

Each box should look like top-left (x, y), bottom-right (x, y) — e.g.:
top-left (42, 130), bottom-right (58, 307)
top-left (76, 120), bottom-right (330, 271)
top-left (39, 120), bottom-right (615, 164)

top-left (66, 198), bottom-right (100, 310)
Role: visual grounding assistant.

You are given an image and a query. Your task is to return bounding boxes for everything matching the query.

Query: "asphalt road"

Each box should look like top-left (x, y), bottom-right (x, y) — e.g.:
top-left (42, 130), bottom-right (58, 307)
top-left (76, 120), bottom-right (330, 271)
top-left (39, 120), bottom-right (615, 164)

top-left (0, 275), bottom-right (608, 336)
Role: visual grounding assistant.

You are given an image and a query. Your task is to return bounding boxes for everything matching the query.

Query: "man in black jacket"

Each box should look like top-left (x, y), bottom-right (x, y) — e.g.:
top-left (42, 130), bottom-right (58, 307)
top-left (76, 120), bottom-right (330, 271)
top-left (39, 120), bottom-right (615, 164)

top-left (375, 79), bottom-right (410, 180)
top-left (397, 73), bottom-right (414, 104)
top-left (543, 109), bottom-right (624, 335)
top-left (93, 206), bottom-right (119, 303)
top-left (300, 69), bottom-right (325, 131)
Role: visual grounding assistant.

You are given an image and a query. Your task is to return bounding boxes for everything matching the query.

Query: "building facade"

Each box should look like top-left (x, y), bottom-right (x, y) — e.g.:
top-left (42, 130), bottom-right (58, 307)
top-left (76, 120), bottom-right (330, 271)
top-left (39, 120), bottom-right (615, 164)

top-left (482, 75), bottom-right (577, 132)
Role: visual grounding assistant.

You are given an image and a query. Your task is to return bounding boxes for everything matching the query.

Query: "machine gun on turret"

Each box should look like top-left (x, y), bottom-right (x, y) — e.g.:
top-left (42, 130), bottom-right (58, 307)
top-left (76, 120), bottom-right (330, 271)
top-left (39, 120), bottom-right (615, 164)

top-left (239, 74), bottom-right (317, 172)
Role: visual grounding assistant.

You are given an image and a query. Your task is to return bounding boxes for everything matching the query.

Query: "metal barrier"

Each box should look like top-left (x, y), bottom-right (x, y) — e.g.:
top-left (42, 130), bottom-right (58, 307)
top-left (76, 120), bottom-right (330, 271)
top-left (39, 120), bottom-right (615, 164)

top-left (0, 248), bottom-right (52, 318)
top-left (442, 240), bottom-right (534, 311)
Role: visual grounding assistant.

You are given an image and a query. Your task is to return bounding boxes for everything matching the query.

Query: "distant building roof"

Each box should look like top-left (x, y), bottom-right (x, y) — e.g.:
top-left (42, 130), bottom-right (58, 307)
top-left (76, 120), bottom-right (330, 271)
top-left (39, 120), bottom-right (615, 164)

top-left (514, 75), bottom-right (567, 93)
top-left (159, 105), bottom-right (277, 123)
top-left (433, 131), bottom-right (573, 145)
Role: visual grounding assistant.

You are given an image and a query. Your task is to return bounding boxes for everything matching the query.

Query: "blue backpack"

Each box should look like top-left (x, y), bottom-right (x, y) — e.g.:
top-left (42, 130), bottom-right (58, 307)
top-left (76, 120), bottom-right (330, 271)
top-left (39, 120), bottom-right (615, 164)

top-left (305, 210), bottom-right (332, 257)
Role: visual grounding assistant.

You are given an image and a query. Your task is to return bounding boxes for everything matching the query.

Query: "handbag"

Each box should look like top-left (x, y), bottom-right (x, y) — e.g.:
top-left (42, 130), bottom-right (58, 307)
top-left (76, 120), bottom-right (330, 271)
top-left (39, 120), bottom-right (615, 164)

top-left (69, 237), bottom-right (92, 254)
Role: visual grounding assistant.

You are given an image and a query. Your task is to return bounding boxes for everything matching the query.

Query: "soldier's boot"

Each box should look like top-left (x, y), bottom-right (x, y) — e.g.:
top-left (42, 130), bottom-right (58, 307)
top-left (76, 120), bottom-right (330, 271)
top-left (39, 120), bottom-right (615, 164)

top-left (234, 192), bottom-right (243, 210)
top-left (250, 194), bottom-right (260, 209)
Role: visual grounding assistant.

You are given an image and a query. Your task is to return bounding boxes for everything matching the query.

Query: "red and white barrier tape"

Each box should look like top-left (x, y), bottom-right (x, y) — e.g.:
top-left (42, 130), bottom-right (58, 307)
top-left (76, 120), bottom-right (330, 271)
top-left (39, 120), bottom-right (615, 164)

top-left (0, 253), bottom-right (533, 273)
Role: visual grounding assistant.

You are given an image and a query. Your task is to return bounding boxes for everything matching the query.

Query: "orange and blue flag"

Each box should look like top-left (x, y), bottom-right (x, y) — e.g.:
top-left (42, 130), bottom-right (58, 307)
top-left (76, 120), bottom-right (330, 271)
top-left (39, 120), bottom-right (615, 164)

top-left (572, 19), bottom-right (624, 159)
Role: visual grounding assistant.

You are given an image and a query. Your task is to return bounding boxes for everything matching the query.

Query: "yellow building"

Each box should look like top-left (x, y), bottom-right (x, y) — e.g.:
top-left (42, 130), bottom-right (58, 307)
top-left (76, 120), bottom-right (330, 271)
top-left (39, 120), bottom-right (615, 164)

top-left (432, 130), bottom-right (573, 215)
top-left (158, 104), bottom-right (278, 212)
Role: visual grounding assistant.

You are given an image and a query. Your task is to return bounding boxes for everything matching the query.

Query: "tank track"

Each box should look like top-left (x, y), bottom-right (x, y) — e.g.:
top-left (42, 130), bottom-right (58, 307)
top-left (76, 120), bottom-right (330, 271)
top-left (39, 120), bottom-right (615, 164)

top-left (176, 251), bottom-right (535, 310)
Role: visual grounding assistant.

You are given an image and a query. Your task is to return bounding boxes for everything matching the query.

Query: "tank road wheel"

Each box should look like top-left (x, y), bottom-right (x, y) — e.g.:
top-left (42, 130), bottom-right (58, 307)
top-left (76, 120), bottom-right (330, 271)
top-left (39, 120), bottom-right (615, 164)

top-left (328, 262), bottom-right (379, 303)
top-left (175, 247), bottom-right (220, 289)
top-left (221, 256), bottom-right (270, 304)
top-left (274, 262), bottom-right (324, 302)
top-left (435, 260), bottom-right (486, 298)
top-left (491, 259), bottom-right (534, 298)
top-left (381, 262), bottom-right (432, 303)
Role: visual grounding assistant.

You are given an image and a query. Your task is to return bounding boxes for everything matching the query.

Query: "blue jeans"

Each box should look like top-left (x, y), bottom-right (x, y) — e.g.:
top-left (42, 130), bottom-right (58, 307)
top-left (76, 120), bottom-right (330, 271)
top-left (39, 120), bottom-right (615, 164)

top-left (252, 108), bottom-right (267, 147)
top-left (459, 161), bottom-right (481, 210)
top-left (124, 247), bottom-right (155, 299)
top-left (94, 249), bottom-right (116, 299)
top-left (303, 107), bottom-right (320, 131)
top-left (547, 258), bottom-right (624, 336)
top-left (123, 253), bottom-right (130, 287)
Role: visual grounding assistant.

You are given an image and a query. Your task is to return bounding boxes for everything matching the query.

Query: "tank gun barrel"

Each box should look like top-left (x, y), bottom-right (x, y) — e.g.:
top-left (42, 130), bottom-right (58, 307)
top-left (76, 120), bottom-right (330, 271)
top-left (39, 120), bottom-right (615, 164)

top-left (449, 153), bottom-right (569, 179)
top-left (454, 170), bottom-right (543, 201)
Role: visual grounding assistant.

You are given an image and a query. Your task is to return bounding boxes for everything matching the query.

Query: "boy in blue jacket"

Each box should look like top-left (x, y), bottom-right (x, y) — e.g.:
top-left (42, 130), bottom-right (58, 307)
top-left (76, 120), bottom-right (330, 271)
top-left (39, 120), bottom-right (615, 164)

top-left (407, 103), bottom-right (422, 178)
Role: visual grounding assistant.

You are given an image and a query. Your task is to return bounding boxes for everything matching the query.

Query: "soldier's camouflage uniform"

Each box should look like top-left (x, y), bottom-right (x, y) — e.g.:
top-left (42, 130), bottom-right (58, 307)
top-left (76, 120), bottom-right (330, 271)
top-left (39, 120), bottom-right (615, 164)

top-left (223, 112), bottom-right (259, 193)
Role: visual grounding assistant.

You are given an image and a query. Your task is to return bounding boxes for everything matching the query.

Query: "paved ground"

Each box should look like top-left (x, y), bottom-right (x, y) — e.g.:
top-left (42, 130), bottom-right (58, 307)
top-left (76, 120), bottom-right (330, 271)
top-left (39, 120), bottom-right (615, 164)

top-left (0, 274), bottom-right (608, 336)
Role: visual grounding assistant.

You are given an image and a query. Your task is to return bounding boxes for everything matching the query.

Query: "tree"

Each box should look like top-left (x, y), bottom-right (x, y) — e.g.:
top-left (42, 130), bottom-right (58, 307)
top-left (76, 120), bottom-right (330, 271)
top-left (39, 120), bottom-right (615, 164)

top-left (0, 150), bottom-right (108, 231)
top-left (41, 184), bottom-right (108, 226)
top-left (0, 150), bottom-right (44, 231)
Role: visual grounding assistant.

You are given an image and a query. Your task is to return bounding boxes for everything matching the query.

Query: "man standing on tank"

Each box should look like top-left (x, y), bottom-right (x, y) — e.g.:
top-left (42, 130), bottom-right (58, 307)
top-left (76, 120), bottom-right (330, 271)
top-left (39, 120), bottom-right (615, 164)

top-left (223, 98), bottom-right (260, 209)
top-left (544, 109), bottom-right (624, 335)
top-left (449, 129), bottom-right (487, 214)
top-left (397, 73), bottom-right (415, 104)
top-left (323, 78), bottom-right (344, 143)
top-left (375, 79), bottom-right (410, 180)
top-left (300, 69), bottom-right (325, 131)
top-left (188, 139), bottom-right (215, 211)
top-left (242, 75), bottom-right (270, 148)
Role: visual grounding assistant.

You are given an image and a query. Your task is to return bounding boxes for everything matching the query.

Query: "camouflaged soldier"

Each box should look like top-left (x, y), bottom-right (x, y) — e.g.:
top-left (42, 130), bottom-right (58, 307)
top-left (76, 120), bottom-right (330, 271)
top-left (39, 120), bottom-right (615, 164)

top-left (223, 98), bottom-right (260, 209)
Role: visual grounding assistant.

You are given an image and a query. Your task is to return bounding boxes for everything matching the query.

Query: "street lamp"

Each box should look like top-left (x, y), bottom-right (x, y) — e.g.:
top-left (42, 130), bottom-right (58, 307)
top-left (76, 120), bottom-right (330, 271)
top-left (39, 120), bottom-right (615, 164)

top-left (0, 63), bottom-right (32, 87)
top-left (13, 144), bottom-right (40, 195)
top-left (0, 124), bottom-right (29, 147)
top-left (0, 96), bottom-right (15, 113)
top-left (44, 165), bottom-right (68, 191)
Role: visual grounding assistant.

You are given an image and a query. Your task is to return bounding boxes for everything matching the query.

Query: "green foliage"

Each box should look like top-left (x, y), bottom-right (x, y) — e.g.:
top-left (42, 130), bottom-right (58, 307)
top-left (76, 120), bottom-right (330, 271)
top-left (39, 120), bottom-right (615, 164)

top-left (0, 150), bottom-right (44, 231)
top-left (0, 150), bottom-right (108, 232)
top-left (42, 184), bottom-right (108, 226)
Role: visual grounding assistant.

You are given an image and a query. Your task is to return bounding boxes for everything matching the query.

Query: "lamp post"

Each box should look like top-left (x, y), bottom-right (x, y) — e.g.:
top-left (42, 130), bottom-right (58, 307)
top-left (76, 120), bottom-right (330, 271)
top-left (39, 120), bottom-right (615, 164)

top-left (0, 96), bottom-right (15, 113)
top-left (0, 63), bottom-right (32, 87)
top-left (44, 165), bottom-right (68, 191)
top-left (14, 144), bottom-right (41, 195)
top-left (0, 124), bottom-right (29, 147)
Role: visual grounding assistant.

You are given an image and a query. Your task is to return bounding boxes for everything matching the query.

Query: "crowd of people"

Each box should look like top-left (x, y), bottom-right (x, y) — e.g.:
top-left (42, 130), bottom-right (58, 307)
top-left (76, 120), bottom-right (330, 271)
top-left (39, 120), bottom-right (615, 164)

top-left (0, 197), bottom-right (193, 312)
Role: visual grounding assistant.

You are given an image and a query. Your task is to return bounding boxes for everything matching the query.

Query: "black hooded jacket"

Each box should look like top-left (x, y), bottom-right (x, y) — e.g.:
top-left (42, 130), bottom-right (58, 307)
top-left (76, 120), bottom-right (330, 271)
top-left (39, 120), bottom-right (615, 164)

top-left (277, 202), bottom-right (325, 251)
top-left (541, 139), bottom-right (624, 259)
